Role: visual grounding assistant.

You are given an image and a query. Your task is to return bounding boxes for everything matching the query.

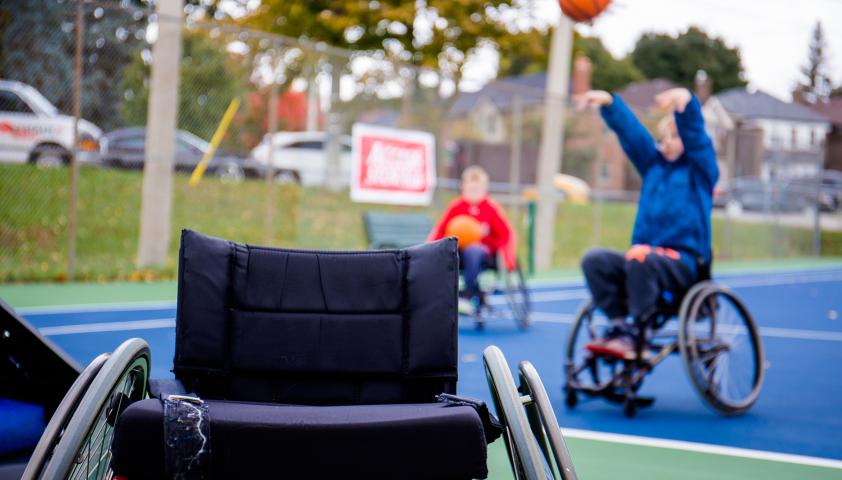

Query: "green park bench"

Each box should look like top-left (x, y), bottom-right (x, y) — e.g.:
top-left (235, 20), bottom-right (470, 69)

top-left (363, 211), bottom-right (433, 250)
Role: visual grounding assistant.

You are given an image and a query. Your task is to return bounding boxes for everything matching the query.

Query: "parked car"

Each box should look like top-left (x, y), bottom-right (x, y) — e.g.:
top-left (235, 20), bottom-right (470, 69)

top-left (718, 176), bottom-right (825, 214)
top-left (250, 131), bottom-right (352, 186)
top-left (0, 79), bottom-right (102, 166)
top-left (102, 127), bottom-right (264, 182)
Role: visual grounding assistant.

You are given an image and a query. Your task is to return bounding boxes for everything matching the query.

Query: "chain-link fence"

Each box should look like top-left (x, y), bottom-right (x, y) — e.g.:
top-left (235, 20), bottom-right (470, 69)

top-left (1, 0), bottom-right (840, 283)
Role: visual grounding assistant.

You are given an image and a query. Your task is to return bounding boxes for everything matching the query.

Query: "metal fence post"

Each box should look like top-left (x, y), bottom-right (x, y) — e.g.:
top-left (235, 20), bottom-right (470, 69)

top-left (67, 0), bottom-right (84, 280)
top-left (264, 64), bottom-right (279, 244)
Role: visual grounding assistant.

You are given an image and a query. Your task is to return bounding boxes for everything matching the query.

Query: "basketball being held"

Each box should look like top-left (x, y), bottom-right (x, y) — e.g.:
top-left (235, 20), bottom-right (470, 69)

top-left (445, 215), bottom-right (483, 249)
top-left (559, 0), bottom-right (611, 22)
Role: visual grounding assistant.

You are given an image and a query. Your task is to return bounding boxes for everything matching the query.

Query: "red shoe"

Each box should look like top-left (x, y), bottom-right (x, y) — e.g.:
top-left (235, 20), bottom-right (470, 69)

top-left (586, 336), bottom-right (638, 360)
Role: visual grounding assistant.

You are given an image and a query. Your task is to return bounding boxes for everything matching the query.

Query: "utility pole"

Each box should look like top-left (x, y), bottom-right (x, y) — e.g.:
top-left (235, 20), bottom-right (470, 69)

top-left (137, 0), bottom-right (183, 267)
top-left (534, 17), bottom-right (574, 271)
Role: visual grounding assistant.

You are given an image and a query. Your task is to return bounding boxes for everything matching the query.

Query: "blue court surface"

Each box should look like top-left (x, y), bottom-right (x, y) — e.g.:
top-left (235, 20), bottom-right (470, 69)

top-left (11, 266), bottom-right (842, 473)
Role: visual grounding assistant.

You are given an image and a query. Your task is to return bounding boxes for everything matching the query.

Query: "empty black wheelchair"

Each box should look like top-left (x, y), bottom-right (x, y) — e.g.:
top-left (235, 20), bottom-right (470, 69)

top-left (564, 263), bottom-right (765, 417)
top-left (24, 230), bottom-right (574, 479)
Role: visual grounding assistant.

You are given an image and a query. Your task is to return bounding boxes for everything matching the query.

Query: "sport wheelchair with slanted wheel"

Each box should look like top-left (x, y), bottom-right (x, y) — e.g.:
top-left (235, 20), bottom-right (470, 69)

top-left (24, 230), bottom-right (574, 479)
top-left (564, 262), bottom-right (765, 417)
top-left (463, 239), bottom-right (531, 331)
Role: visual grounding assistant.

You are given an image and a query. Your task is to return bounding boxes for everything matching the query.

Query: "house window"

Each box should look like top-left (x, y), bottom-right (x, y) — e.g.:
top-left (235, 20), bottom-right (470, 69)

top-left (810, 129), bottom-right (816, 148)
top-left (485, 113), bottom-right (500, 137)
top-left (791, 128), bottom-right (798, 151)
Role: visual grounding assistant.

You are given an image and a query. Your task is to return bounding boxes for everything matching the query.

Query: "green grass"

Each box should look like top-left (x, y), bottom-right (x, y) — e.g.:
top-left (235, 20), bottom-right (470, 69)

top-left (1, 164), bottom-right (841, 282)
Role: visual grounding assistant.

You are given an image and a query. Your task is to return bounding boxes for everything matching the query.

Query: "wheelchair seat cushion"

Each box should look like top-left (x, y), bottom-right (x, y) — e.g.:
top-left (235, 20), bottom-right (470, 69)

top-left (111, 398), bottom-right (489, 479)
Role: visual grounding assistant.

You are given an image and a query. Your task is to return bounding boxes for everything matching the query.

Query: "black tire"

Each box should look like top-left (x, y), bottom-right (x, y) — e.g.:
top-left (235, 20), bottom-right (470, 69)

top-left (679, 286), bottom-right (764, 415)
top-left (217, 161), bottom-right (245, 183)
top-left (39, 339), bottom-right (151, 479)
top-left (504, 262), bottom-right (531, 329)
top-left (30, 144), bottom-right (70, 168)
top-left (275, 170), bottom-right (301, 185)
top-left (564, 300), bottom-right (615, 394)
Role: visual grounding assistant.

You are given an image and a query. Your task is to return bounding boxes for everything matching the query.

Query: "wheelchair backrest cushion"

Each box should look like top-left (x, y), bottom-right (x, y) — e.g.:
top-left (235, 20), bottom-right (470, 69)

top-left (174, 229), bottom-right (459, 405)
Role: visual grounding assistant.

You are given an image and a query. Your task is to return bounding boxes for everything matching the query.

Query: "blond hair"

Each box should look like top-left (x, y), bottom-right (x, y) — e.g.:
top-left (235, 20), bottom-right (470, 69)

top-left (657, 115), bottom-right (677, 140)
top-left (461, 165), bottom-right (489, 185)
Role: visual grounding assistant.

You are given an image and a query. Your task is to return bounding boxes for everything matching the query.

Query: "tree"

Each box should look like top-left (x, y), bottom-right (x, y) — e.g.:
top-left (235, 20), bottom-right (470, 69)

top-left (0, 0), bottom-right (150, 131)
top-left (241, 2), bottom-right (543, 98)
top-left (121, 30), bottom-right (246, 142)
top-left (794, 21), bottom-right (834, 104)
top-left (631, 27), bottom-right (746, 93)
top-left (497, 30), bottom-right (643, 92)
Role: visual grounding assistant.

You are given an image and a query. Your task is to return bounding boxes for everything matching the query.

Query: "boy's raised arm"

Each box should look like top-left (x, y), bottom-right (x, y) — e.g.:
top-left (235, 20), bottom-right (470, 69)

top-left (599, 95), bottom-right (658, 176)
top-left (673, 94), bottom-right (719, 187)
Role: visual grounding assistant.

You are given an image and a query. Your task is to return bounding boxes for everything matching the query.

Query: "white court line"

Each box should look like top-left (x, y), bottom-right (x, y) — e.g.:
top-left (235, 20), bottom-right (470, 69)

top-left (13, 269), bottom-right (842, 316)
top-left (561, 427), bottom-right (842, 470)
top-left (39, 318), bottom-right (175, 336)
top-left (17, 301), bottom-right (177, 316)
top-left (530, 311), bottom-right (842, 342)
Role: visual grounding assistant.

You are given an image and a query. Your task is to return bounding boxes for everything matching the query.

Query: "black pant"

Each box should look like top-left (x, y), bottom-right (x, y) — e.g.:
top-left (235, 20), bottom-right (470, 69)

top-left (581, 248), bottom-right (694, 320)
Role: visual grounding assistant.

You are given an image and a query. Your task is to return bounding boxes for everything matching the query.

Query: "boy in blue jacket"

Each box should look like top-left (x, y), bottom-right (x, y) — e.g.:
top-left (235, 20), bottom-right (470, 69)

top-left (576, 88), bottom-right (719, 360)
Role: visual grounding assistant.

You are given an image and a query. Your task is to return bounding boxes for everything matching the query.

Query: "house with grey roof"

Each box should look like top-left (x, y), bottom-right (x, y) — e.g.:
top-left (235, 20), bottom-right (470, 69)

top-left (703, 89), bottom-right (831, 182)
top-left (448, 72), bottom-right (547, 144)
top-left (808, 97), bottom-right (842, 172)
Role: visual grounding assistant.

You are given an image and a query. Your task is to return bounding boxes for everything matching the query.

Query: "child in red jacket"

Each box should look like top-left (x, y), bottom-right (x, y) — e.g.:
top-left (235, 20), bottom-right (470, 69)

top-left (428, 166), bottom-right (513, 314)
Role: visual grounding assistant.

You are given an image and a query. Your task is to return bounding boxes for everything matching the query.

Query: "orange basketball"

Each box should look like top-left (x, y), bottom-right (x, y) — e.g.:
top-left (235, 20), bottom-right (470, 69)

top-left (559, 0), bottom-right (611, 22)
top-left (445, 215), bottom-right (483, 249)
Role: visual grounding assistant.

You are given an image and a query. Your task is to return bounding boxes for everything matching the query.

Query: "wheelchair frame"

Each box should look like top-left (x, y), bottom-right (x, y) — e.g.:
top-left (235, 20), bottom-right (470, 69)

top-left (484, 346), bottom-right (578, 480)
top-left (564, 280), bottom-right (765, 417)
top-left (468, 253), bottom-right (532, 330)
top-left (27, 339), bottom-right (570, 480)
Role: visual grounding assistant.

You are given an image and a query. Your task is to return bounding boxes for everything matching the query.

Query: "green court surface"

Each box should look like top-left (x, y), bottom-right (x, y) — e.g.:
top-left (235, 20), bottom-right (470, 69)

top-left (486, 434), bottom-right (842, 480)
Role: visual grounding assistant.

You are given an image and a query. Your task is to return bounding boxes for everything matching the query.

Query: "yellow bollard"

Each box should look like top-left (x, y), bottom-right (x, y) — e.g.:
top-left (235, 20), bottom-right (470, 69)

top-left (189, 97), bottom-right (241, 186)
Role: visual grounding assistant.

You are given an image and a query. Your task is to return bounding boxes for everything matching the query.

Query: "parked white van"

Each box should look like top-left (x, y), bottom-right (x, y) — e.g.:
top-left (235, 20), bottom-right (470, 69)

top-left (0, 79), bottom-right (102, 166)
top-left (250, 131), bottom-right (352, 186)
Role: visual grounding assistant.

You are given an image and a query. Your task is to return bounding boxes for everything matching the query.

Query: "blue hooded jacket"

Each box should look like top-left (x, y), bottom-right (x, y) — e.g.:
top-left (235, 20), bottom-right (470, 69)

top-left (600, 94), bottom-right (719, 278)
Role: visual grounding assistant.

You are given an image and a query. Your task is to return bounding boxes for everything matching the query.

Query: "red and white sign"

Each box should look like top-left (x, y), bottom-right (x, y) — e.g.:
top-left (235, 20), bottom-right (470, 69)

top-left (351, 123), bottom-right (436, 205)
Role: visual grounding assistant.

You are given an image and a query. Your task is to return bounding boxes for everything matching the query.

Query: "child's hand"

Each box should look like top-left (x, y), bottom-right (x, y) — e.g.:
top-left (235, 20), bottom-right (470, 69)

top-left (654, 88), bottom-right (692, 114)
top-left (574, 90), bottom-right (613, 112)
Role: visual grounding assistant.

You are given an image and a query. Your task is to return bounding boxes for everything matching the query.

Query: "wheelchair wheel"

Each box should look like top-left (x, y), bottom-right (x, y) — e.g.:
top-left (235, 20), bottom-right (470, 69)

top-left (564, 300), bottom-right (616, 403)
top-left (22, 353), bottom-right (110, 480)
top-left (501, 261), bottom-right (531, 329)
top-left (483, 346), bottom-right (551, 480)
top-left (518, 361), bottom-right (579, 480)
top-left (679, 286), bottom-right (764, 415)
top-left (39, 338), bottom-right (150, 480)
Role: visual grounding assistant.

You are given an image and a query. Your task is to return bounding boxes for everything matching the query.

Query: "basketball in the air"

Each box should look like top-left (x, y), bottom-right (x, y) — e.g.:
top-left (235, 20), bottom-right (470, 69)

top-left (559, 0), bottom-right (611, 22)
top-left (445, 215), bottom-right (483, 249)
